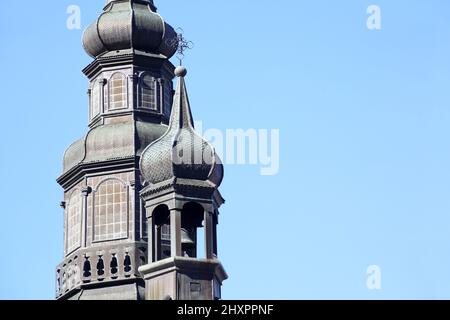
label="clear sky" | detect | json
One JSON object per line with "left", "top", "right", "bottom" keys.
{"left": 1, "top": 0, "right": 450, "bottom": 300}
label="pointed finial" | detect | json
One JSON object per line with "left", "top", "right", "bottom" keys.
{"left": 174, "top": 66, "right": 188, "bottom": 78}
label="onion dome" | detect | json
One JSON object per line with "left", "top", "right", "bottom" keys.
{"left": 62, "top": 121, "right": 168, "bottom": 174}
{"left": 82, "top": 0, "right": 178, "bottom": 58}
{"left": 140, "top": 66, "right": 224, "bottom": 187}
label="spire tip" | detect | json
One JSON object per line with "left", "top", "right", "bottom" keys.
{"left": 175, "top": 66, "right": 187, "bottom": 78}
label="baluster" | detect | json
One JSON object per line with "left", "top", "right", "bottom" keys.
{"left": 110, "top": 253, "right": 118, "bottom": 279}
{"left": 124, "top": 251, "right": 132, "bottom": 277}
{"left": 56, "top": 268, "right": 61, "bottom": 297}
{"left": 82, "top": 254, "right": 92, "bottom": 283}
{"left": 97, "top": 255, "right": 105, "bottom": 280}
{"left": 62, "top": 265, "right": 67, "bottom": 293}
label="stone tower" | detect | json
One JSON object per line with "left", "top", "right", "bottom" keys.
{"left": 55, "top": 0, "right": 227, "bottom": 300}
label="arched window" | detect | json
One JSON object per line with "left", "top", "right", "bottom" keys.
{"left": 140, "top": 74, "right": 156, "bottom": 110}
{"left": 109, "top": 73, "right": 127, "bottom": 110}
{"left": 153, "top": 205, "right": 171, "bottom": 261}
{"left": 181, "top": 202, "right": 204, "bottom": 258}
{"left": 90, "top": 82, "right": 100, "bottom": 119}
{"left": 93, "top": 179, "right": 128, "bottom": 242}
{"left": 163, "top": 78, "right": 172, "bottom": 115}
{"left": 67, "top": 191, "right": 82, "bottom": 254}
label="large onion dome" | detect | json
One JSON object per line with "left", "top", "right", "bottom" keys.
{"left": 140, "top": 66, "right": 224, "bottom": 188}
{"left": 62, "top": 121, "right": 168, "bottom": 174}
{"left": 82, "top": 0, "right": 178, "bottom": 58}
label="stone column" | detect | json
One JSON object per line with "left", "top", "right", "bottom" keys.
{"left": 101, "top": 78, "right": 107, "bottom": 112}
{"left": 204, "top": 210, "right": 214, "bottom": 259}
{"left": 157, "top": 78, "right": 164, "bottom": 114}
{"left": 170, "top": 209, "right": 182, "bottom": 257}
{"left": 213, "top": 212, "right": 218, "bottom": 258}
{"left": 147, "top": 213, "right": 155, "bottom": 263}
{"left": 129, "top": 180, "right": 137, "bottom": 242}
{"left": 81, "top": 186, "right": 92, "bottom": 248}
{"left": 130, "top": 73, "right": 139, "bottom": 110}
{"left": 60, "top": 201, "right": 67, "bottom": 255}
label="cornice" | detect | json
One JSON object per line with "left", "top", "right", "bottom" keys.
{"left": 83, "top": 51, "right": 176, "bottom": 80}
{"left": 140, "top": 178, "right": 218, "bottom": 202}
{"left": 57, "top": 156, "right": 138, "bottom": 190}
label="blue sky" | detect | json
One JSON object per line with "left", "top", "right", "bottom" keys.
{"left": 1, "top": 0, "right": 450, "bottom": 299}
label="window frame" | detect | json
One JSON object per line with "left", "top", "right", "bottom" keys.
{"left": 90, "top": 80, "right": 101, "bottom": 120}
{"left": 66, "top": 189, "right": 83, "bottom": 256}
{"left": 107, "top": 72, "right": 128, "bottom": 111}
{"left": 92, "top": 178, "right": 130, "bottom": 243}
{"left": 139, "top": 73, "right": 158, "bottom": 111}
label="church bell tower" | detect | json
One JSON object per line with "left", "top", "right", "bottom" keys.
{"left": 55, "top": 0, "right": 227, "bottom": 300}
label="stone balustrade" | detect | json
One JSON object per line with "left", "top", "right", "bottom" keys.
{"left": 55, "top": 243, "right": 146, "bottom": 299}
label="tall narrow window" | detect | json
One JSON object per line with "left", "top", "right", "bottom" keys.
{"left": 94, "top": 179, "right": 128, "bottom": 242}
{"left": 163, "top": 78, "right": 172, "bottom": 115}
{"left": 67, "top": 191, "right": 82, "bottom": 254}
{"left": 91, "top": 82, "right": 100, "bottom": 119}
{"left": 141, "top": 74, "right": 156, "bottom": 110}
{"left": 109, "top": 73, "right": 127, "bottom": 110}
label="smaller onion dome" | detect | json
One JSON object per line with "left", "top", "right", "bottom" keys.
{"left": 140, "top": 66, "right": 224, "bottom": 187}
{"left": 82, "top": 0, "right": 178, "bottom": 58}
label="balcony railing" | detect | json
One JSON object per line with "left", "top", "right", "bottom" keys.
{"left": 55, "top": 243, "right": 146, "bottom": 299}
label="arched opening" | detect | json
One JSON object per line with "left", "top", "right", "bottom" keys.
{"left": 153, "top": 205, "right": 171, "bottom": 261}
{"left": 181, "top": 202, "right": 205, "bottom": 259}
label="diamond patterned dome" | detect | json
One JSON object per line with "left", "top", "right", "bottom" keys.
{"left": 140, "top": 67, "right": 224, "bottom": 187}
